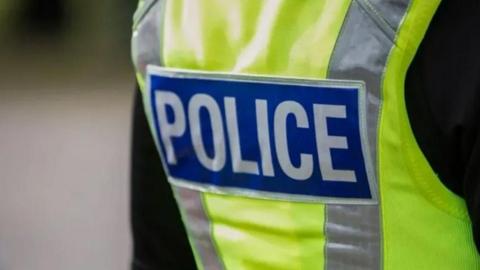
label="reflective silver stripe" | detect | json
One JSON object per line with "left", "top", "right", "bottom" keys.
{"left": 326, "top": 205, "right": 380, "bottom": 269}
{"left": 132, "top": 0, "right": 165, "bottom": 79}
{"left": 134, "top": 3, "right": 224, "bottom": 268}
{"left": 174, "top": 186, "right": 224, "bottom": 270}
{"left": 133, "top": 0, "right": 158, "bottom": 30}
{"left": 356, "top": 0, "right": 396, "bottom": 41}
{"left": 325, "top": 0, "right": 411, "bottom": 269}
{"left": 365, "top": 0, "right": 411, "bottom": 32}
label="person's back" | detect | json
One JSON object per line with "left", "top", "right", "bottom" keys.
{"left": 131, "top": 1, "right": 480, "bottom": 269}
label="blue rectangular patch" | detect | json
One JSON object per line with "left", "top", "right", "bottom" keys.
{"left": 147, "top": 67, "right": 376, "bottom": 204}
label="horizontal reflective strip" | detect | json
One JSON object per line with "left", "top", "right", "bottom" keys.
{"left": 170, "top": 177, "right": 378, "bottom": 205}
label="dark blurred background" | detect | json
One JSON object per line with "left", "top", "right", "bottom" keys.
{"left": 0, "top": 1, "right": 137, "bottom": 269}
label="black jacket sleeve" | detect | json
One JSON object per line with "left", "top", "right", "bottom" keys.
{"left": 130, "top": 89, "right": 196, "bottom": 270}
{"left": 406, "top": 0, "right": 480, "bottom": 252}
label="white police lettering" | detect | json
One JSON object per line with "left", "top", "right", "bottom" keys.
{"left": 149, "top": 68, "right": 375, "bottom": 201}
{"left": 225, "top": 97, "right": 260, "bottom": 175}
{"left": 155, "top": 92, "right": 357, "bottom": 182}
{"left": 188, "top": 94, "right": 226, "bottom": 172}
{"left": 255, "top": 99, "right": 274, "bottom": 177}
{"left": 314, "top": 104, "right": 357, "bottom": 182}
{"left": 155, "top": 91, "right": 186, "bottom": 165}
{"left": 274, "top": 101, "right": 313, "bottom": 181}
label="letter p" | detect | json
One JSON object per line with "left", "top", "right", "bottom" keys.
{"left": 155, "top": 91, "right": 186, "bottom": 165}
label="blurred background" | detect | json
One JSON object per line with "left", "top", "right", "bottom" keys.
{"left": 0, "top": 1, "right": 137, "bottom": 269}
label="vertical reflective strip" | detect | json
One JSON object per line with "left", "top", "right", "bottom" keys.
{"left": 134, "top": 3, "right": 224, "bottom": 268}
{"left": 132, "top": 0, "right": 165, "bottom": 82}
{"left": 174, "top": 186, "right": 224, "bottom": 270}
{"left": 325, "top": 0, "right": 410, "bottom": 269}
{"left": 365, "top": 0, "right": 411, "bottom": 31}
{"left": 325, "top": 205, "right": 381, "bottom": 270}
{"left": 132, "top": 0, "right": 167, "bottom": 142}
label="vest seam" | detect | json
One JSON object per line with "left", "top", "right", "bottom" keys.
{"left": 361, "top": 0, "right": 397, "bottom": 31}
{"left": 355, "top": 0, "right": 397, "bottom": 44}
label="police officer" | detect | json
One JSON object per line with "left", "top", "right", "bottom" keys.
{"left": 131, "top": 1, "right": 480, "bottom": 269}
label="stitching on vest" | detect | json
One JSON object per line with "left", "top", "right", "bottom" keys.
{"left": 355, "top": 0, "right": 397, "bottom": 43}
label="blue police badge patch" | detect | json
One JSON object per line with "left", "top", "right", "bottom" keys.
{"left": 147, "top": 66, "right": 377, "bottom": 204}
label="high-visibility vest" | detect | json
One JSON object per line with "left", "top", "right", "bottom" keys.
{"left": 132, "top": 1, "right": 480, "bottom": 269}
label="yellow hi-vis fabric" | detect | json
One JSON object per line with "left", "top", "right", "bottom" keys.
{"left": 132, "top": 0, "right": 480, "bottom": 269}
{"left": 380, "top": 1, "right": 479, "bottom": 268}
{"left": 163, "top": 2, "right": 349, "bottom": 269}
